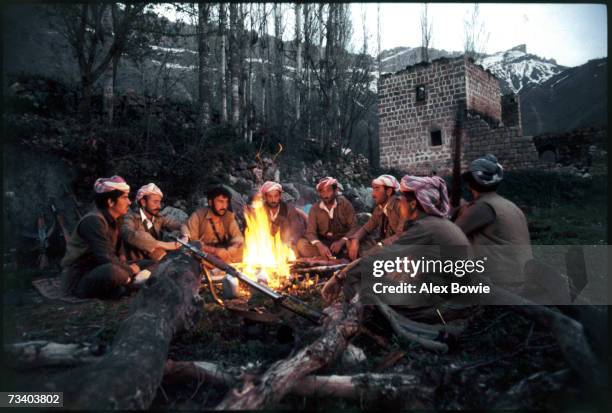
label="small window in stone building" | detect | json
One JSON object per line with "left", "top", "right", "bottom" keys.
{"left": 416, "top": 84, "right": 427, "bottom": 102}
{"left": 430, "top": 130, "right": 442, "bottom": 146}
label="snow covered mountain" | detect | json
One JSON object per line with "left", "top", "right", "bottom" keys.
{"left": 379, "top": 44, "right": 567, "bottom": 96}
{"left": 479, "top": 44, "right": 567, "bottom": 94}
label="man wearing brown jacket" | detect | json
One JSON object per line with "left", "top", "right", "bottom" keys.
{"left": 181, "top": 186, "right": 244, "bottom": 263}
{"left": 121, "top": 183, "right": 188, "bottom": 261}
{"left": 297, "top": 177, "right": 358, "bottom": 259}
{"left": 347, "top": 174, "right": 411, "bottom": 260}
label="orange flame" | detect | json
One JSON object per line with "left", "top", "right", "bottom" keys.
{"left": 242, "top": 199, "right": 295, "bottom": 289}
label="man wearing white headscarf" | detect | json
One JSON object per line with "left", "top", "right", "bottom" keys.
{"left": 61, "top": 176, "right": 142, "bottom": 299}
{"left": 121, "top": 183, "right": 189, "bottom": 261}
{"left": 346, "top": 174, "right": 411, "bottom": 260}
{"left": 259, "top": 181, "right": 307, "bottom": 250}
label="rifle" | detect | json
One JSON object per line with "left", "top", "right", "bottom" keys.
{"left": 170, "top": 235, "right": 326, "bottom": 325}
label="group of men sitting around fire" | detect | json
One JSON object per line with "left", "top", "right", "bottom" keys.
{"left": 60, "top": 154, "right": 531, "bottom": 301}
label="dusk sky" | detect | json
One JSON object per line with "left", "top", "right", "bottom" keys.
{"left": 154, "top": 3, "right": 607, "bottom": 68}
{"left": 355, "top": 3, "right": 607, "bottom": 67}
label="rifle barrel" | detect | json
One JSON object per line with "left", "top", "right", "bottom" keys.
{"left": 171, "top": 236, "right": 325, "bottom": 324}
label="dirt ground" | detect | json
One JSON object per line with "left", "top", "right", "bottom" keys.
{"left": 2, "top": 263, "right": 600, "bottom": 410}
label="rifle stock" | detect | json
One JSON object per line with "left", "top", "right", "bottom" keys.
{"left": 170, "top": 236, "right": 325, "bottom": 325}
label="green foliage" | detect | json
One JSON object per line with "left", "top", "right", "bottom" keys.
{"left": 496, "top": 170, "right": 607, "bottom": 208}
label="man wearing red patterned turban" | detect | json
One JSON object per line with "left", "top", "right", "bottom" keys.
{"left": 61, "top": 176, "right": 143, "bottom": 299}
{"left": 259, "top": 181, "right": 307, "bottom": 251}
{"left": 121, "top": 183, "right": 189, "bottom": 262}
{"left": 296, "top": 177, "right": 358, "bottom": 259}
{"left": 346, "top": 174, "right": 411, "bottom": 260}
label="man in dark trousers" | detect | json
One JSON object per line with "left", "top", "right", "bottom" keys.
{"left": 297, "top": 177, "right": 358, "bottom": 259}
{"left": 61, "top": 176, "right": 145, "bottom": 299}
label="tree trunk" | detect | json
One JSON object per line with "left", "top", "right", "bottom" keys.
{"left": 295, "top": 4, "right": 302, "bottom": 122}
{"left": 51, "top": 253, "right": 202, "bottom": 409}
{"left": 198, "top": 3, "right": 211, "bottom": 134}
{"left": 273, "top": 3, "right": 285, "bottom": 143}
{"left": 101, "top": 6, "right": 114, "bottom": 126}
{"left": 218, "top": 3, "right": 228, "bottom": 123}
{"left": 215, "top": 295, "right": 362, "bottom": 409}
{"left": 229, "top": 3, "right": 240, "bottom": 129}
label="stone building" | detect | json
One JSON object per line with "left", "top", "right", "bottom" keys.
{"left": 378, "top": 56, "right": 538, "bottom": 175}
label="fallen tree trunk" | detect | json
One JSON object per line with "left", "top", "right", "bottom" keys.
{"left": 474, "top": 279, "right": 605, "bottom": 390}
{"left": 47, "top": 252, "right": 202, "bottom": 409}
{"left": 214, "top": 294, "right": 363, "bottom": 409}
{"left": 4, "top": 341, "right": 103, "bottom": 368}
{"left": 164, "top": 359, "right": 430, "bottom": 401}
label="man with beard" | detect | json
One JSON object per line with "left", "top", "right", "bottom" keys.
{"left": 181, "top": 186, "right": 244, "bottom": 263}
{"left": 61, "top": 176, "right": 144, "bottom": 299}
{"left": 121, "top": 183, "right": 188, "bottom": 261}
{"left": 260, "top": 181, "right": 307, "bottom": 251}
{"left": 297, "top": 177, "right": 358, "bottom": 259}
{"left": 347, "top": 174, "right": 411, "bottom": 260}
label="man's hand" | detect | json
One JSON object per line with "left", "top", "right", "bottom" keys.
{"left": 215, "top": 248, "right": 232, "bottom": 262}
{"left": 330, "top": 239, "right": 346, "bottom": 255}
{"left": 201, "top": 244, "right": 217, "bottom": 254}
{"left": 150, "top": 248, "right": 167, "bottom": 261}
{"left": 321, "top": 275, "right": 343, "bottom": 304}
{"left": 129, "top": 263, "right": 141, "bottom": 275}
{"left": 347, "top": 239, "right": 360, "bottom": 261}
{"left": 316, "top": 242, "right": 333, "bottom": 259}
{"left": 160, "top": 241, "right": 181, "bottom": 251}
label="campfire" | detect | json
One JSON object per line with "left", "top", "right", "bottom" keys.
{"left": 239, "top": 198, "right": 295, "bottom": 289}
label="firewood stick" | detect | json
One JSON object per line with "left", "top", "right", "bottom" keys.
{"left": 164, "top": 359, "right": 430, "bottom": 401}
{"left": 214, "top": 294, "right": 363, "bottom": 410}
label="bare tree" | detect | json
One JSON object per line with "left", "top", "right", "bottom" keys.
{"left": 420, "top": 3, "right": 433, "bottom": 63}
{"left": 229, "top": 3, "right": 240, "bottom": 128}
{"left": 52, "top": 3, "right": 145, "bottom": 120}
{"left": 197, "top": 3, "right": 211, "bottom": 134}
{"left": 295, "top": 3, "right": 303, "bottom": 122}
{"left": 273, "top": 3, "right": 286, "bottom": 141}
{"left": 463, "top": 3, "right": 490, "bottom": 62}
{"left": 377, "top": 4, "right": 381, "bottom": 80}
{"left": 218, "top": 3, "right": 228, "bottom": 123}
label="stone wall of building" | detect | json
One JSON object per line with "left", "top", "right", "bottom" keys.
{"left": 464, "top": 115, "right": 539, "bottom": 170}
{"left": 501, "top": 93, "right": 522, "bottom": 133}
{"left": 378, "top": 57, "right": 467, "bottom": 174}
{"left": 465, "top": 61, "right": 502, "bottom": 122}
{"left": 379, "top": 56, "right": 539, "bottom": 175}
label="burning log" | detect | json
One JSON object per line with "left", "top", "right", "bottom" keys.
{"left": 49, "top": 252, "right": 202, "bottom": 410}
{"left": 164, "top": 359, "right": 430, "bottom": 402}
{"left": 214, "top": 294, "right": 363, "bottom": 409}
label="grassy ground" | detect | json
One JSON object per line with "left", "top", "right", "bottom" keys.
{"left": 1, "top": 171, "right": 607, "bottom": 409}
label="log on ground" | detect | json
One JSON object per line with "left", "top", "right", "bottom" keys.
{"left": 47, "top": 253, "right": 202, "bottom": 409}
